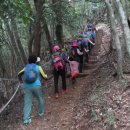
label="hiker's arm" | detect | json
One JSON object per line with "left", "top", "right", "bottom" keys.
{"left": 84, "top": 48, "right": 89, "bottom": 53}
{"left": 61, "top": 53, "right": 69, "bottom": 63}
{"left": 88, "top": 39, "right": 95, "bottom": 45}
{"left": 77, "top": 49, "right": 83, "bottom": 55}
{"left": 39, "top": 66, "right": 48, "bottom": 80}
{"left": 18, "top": 68, "right": 25, "bottom": 82}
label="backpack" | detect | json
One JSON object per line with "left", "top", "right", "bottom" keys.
{"left": 53, "top": 54, "right": 65, "bottom": 71}
{"left": 70, "top": 47, "right": 78, "bottom": 57}
{"left": 24, "top": 64, "right": 38, "bottom": 84}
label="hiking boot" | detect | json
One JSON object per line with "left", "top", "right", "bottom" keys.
{"left": 23, "top": 118, "right": 31, "bottom": 125}
{"left": 54, "top": 93, "right": 59, "bottom": 98}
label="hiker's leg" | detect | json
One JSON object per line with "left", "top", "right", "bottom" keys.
{"left": 91, "top": 44, "right": 95, "bottom": 52}
{"left": 86, "top": 53, "right": 89, "bottom": 63}
{"left": 23, "top": 88, "right": 33, "bottom": 122}
{"left": 61, "top": 69, "right": 67, "bottom": 90}
{"left": 53, "top": 70, "right": 59, "bottom": 93}
{"left": 88, "top": 43, "right": 91, "bottom": 54}
{"left": 33, "top": 87, "right": 44, "bottom": 115}
{"left": 79, "top": 55, "right": 83, "bottom": 73}
{"left": 72, "top": 77, "right": 76, "bottom": 84}
{"left": 79, "top": 63, "right": 83, "bottom": 73}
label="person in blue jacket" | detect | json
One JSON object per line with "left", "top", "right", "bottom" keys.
{"left": 18, "top": 55, "right": 48, "bottom": 125}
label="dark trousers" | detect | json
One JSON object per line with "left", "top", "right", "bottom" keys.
{"left": 72, "top": 77, "right": 76, "bottom": 84}
{"left": 79, "top": 55, "right": 83, "bottom": 73}
{"left": 79, "top": 63, "right": 83, "bottom": 73}
{"left": 88, "top": 43, "right": 95, "bottom": 54}
{"left": 53, "top": 69, "right": 66, "bottom": 93}
{"left": 88, "top": 42, "right": 91, "bottom": 52}
{"left": 86, "top": 53, "right": 89, "bottom": 63}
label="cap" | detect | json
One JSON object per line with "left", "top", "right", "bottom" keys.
{"left": 36, "top": 57, "right": 40, "bottom": 62}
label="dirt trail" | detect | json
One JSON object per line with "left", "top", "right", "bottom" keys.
{"left": 11, "top": 75, "right": 88, "bottom": 130}
{"left": 1, "top": 28, "right": 104, "bottom": 130}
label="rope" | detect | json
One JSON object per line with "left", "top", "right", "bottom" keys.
{"left": 0, "top": 78, "right": 18, "bottom": 81}
{"left": 0, "top": 75, "right": 52, "bottom": 114}
{"left": 0, "top": 82, "right": 20, "bottom": 114}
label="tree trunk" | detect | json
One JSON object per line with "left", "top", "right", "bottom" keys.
{"left": 26, "top": 0, "right": 33, "bottom": 55}
{"left": 105, "top": 0, "right": 123, "bottom": 79}
{"left": 10, "top": 17, "right": 27, "bottom": 64}
{"left": 43, "top": 21, "right": 52, "bottom": 52}
{"left": 6, "top": 37, "right": 18, "bottom": 74}
{"left": 4, "top": 19, "right": 24, "bottom": 66}
{"left": 0, "top": 48, "right": 6, "bottom": 77}
{"left": 52, "top": 0, "right": 63, "bottom": 45}
{"left": 123, "top": 0, "right": 129, "bottom": 16}
{"left": 56, "top": 24, "right": 63, "bottom": 44}
{"left": 115, "top": 0, "right": 130, "bottom": 56}
{"left": 32, "top": 0, "right": 43, "bottom": 56}
{"left": 28, "top": 0, "right": 45, "bottom": 56}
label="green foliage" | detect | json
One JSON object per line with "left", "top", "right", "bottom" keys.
{"left": 0, "top": 0, "right": 32, "bottom": 25}
{"left": 11, "top": 0, "right": 32, "bottom": 24}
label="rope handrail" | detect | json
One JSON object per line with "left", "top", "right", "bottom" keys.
{"left": 0, "top": 82, "right": 20, "bottom": 114}
{"left": 0, "top": 75, "right": 53, "bottom": 115}
{"left": 0, "top": 78, "right": 18, "bottom": 81}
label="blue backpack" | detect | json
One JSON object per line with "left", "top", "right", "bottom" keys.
{"left": 24, "top": 64, "right": 38, "bottom": 84}
{"left": 83, "top": 37, "right": 89, "bottom": 47}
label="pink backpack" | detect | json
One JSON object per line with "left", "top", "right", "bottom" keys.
{"left": 53, "top": 55, "right": 65, "bottom": 71}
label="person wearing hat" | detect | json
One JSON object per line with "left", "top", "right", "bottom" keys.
{"left": 18, "top": 55, "right": 48, "bottom": 125}
{"left": 51, "top": 45, "right": 69, "bottom": 98}
{"left": 69, "top": 41, "right": 84, "bottom": 73}
{"left": 70, "top": 41, "right": 83, "bottom": 62}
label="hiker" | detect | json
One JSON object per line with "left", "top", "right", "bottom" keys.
{"left": 70, "top": 41, "right": 83, "bottom": 73}
{"left": 77, "top": 38, "right": 84, "bottom": 73}
{"left": 51, "top": 45, "right": 69, "bottom": 98}
{"left": 69, "top": 57, "right": 79, "bottom": 84}
{"left": 83, "top": 35, "right": 95, "bottom": 61}
{"left": 65, "top": 40, "right": 73, "bottom": 55}
{"left": 18, "top": 55, "right": 48, "bottom": 125}
{"left": 88, "top": 28, "right": 96, "bottom": 46}
{"left": 92, "top": 24, "right": 96, "bottom": 32}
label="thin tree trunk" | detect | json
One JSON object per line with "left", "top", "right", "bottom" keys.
{"left": 43, "top": 20, "right": 52, "bottom": 51}
{"left": 52, "top": 0, "right": 63, "bottom": 45}
{"left": 10, "top": 17, "right": 27, "bottom": 64}
{"left": 26, "top": 0, "right": 33, "bottom": 55}
{"left": 115, "top": 0, "right": 130, "bottom": 56}
{"left": 4, "top": 19, "right": 24, "bottom": 66}
{"left": 28, "top": 0, "right": 44, "bottom": 56}
{"left": 0, "top": 48, "right": 6, "bottom": 77}
{"left": 55, "top": 24, "right": 63, "bottom": 44}
{"left": 105, "top": 0, "right": 123, "bottom": 79}
{"left": 5, "top": 30, "right": 18, "bottom": 71}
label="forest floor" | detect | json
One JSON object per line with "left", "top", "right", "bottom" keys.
{"left": 1, "top": 52, "right": 130, "bottom": 130}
